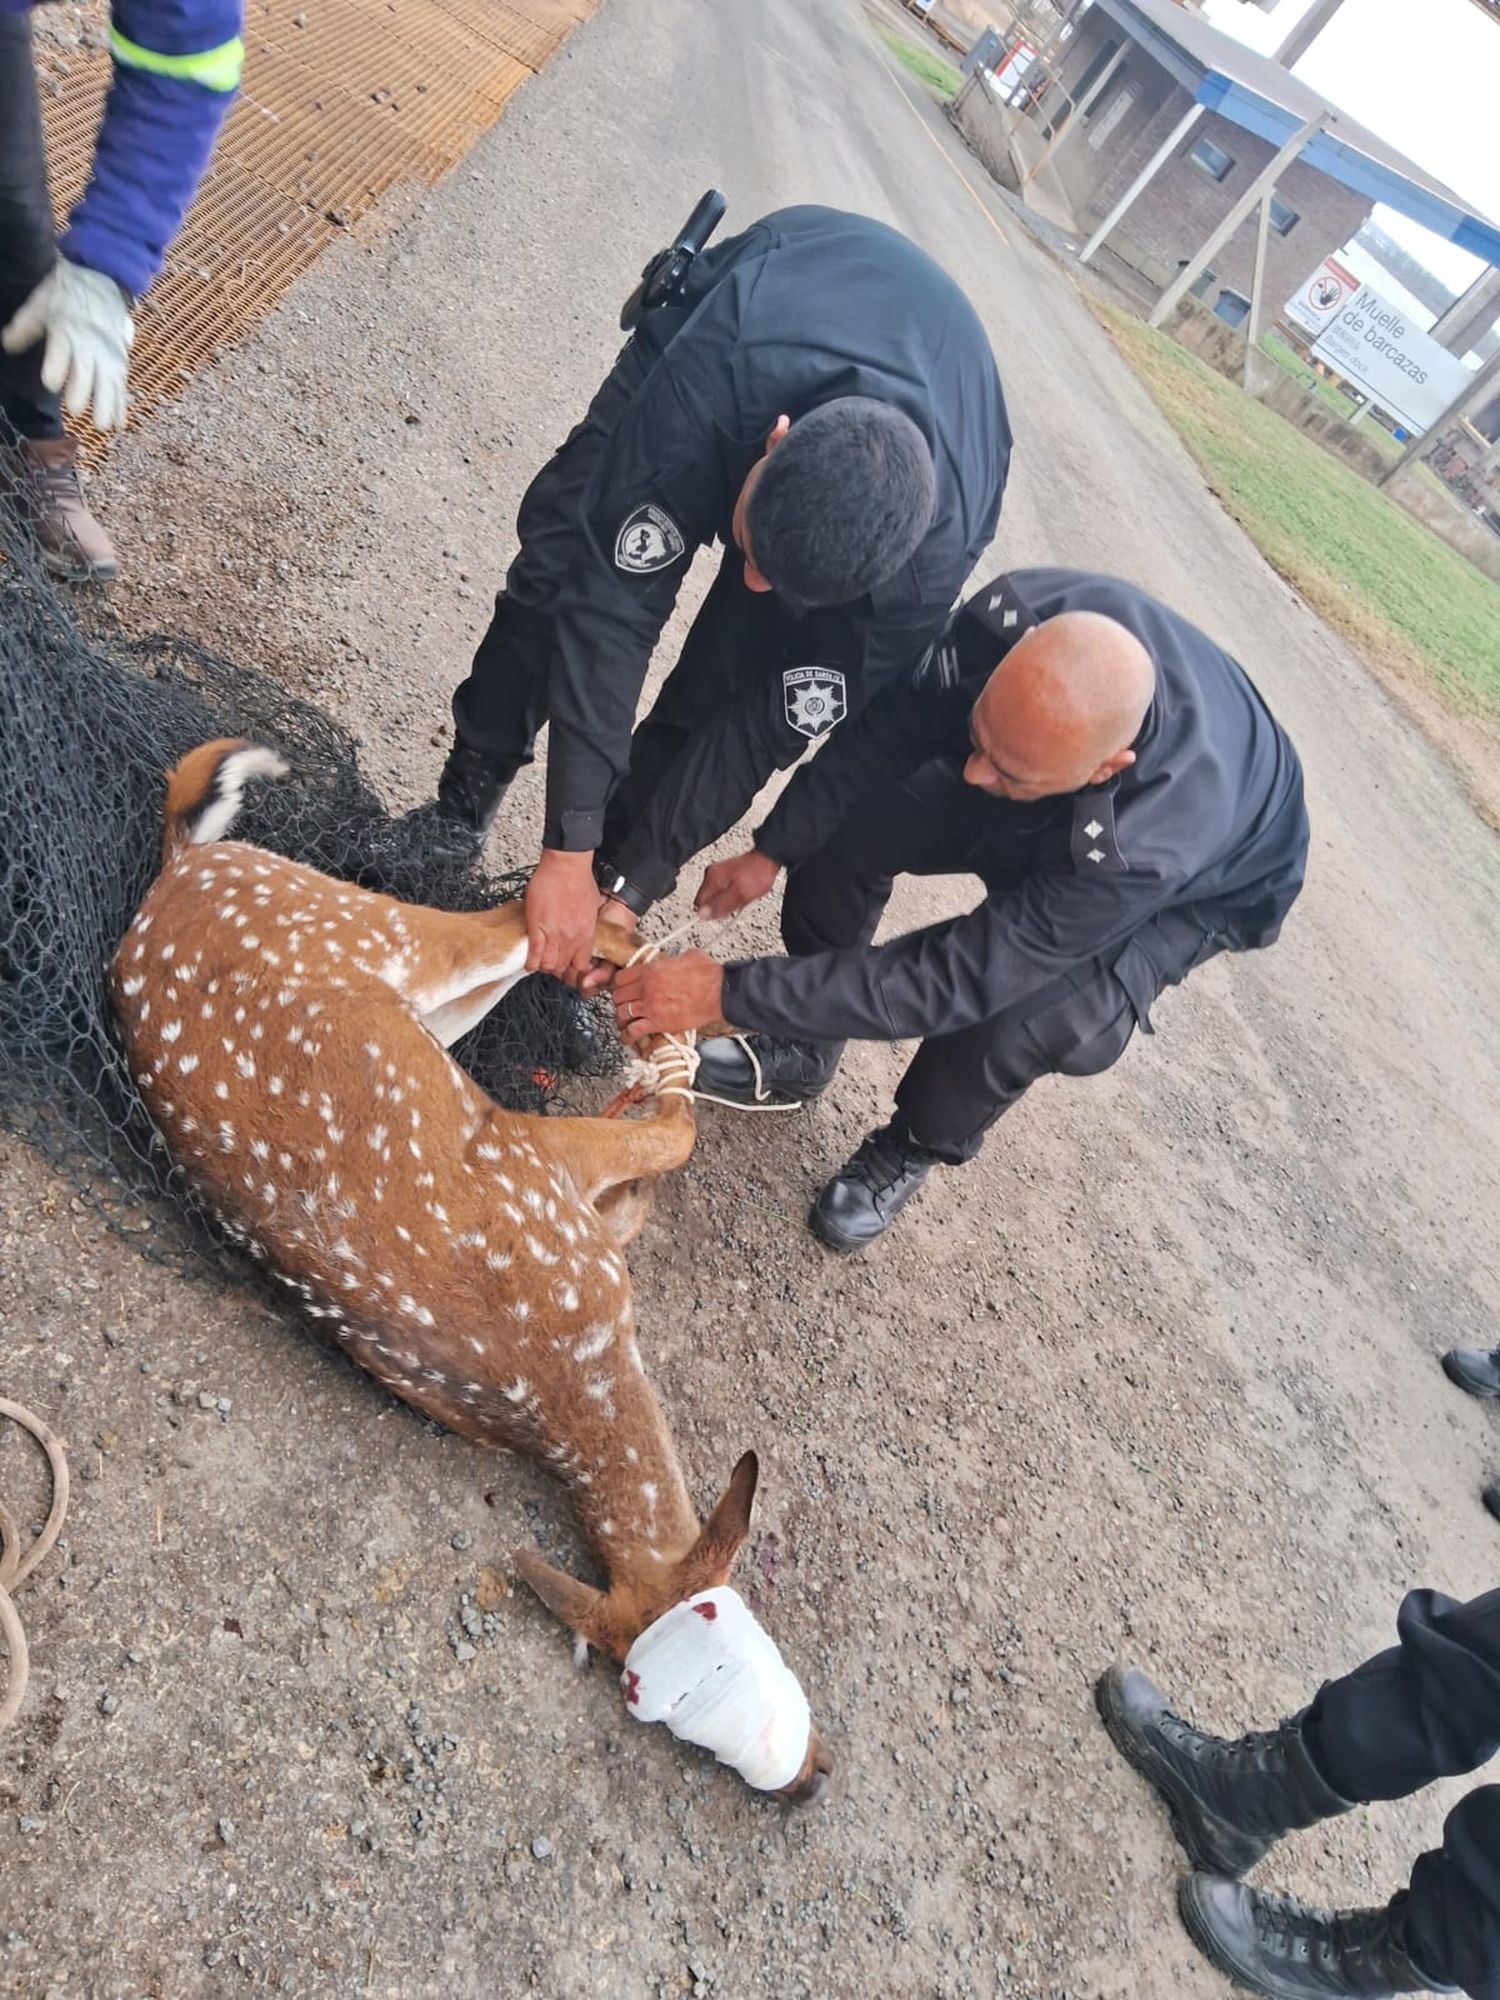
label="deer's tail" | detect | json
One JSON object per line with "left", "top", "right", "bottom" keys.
{"left": 161, "top": 738, "right": 289, "bottom": 862}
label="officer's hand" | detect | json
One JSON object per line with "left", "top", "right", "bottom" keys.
{"left": 613, "top": 951, "right": 724, "bottom": 1045}
{"left": 578, "top": 897, "right": 638, "bottom": 995}
{"left": 525, "top": 849, "right": 601, "bottom": 981}
{"left": 695, "top": 849, "right": 780, "bottom": 922}
{"left": 2, "top": 257, "right": 134, "bottom": 433}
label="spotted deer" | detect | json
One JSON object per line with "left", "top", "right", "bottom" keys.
{"left": 109, "top": 741, "right": 829, "bottom": 1802}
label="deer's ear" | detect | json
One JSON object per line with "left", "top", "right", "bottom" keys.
{"left": 512, "top": 1547, "right": 606, "bottom": 1642}
{"left": 689, "top": 1451, "right": 760, "bottom": 1576}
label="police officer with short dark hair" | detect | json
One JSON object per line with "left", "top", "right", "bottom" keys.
{"left": 382, "top": 204, "right": 1009, "bottom": 981}
{"left": 610, "top": 570, "right": 1309, "bottom": 1250}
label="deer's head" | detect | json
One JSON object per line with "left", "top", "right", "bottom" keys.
{"left": 514, "top": 1452, "right": 831, "bottom": 1804}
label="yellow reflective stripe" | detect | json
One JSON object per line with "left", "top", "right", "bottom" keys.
{"left": 108, "top": 27, "right": 244, "bottom": 92}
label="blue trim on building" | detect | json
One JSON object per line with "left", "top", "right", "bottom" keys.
{"left": 1195, "top": 75, "right": 1500, "bottom": 264}
{"left": 1090, "top": 0, "right": 1500, "bottom": 269}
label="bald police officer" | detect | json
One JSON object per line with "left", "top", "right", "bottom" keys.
{"left": 384, "top": 204, "right": 1009, "bottom": 982}
{"left": 610, "top": 569, "right": 1309, "bottom": 1250}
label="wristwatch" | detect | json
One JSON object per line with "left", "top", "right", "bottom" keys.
{"left": 594, "top": 862, "right": 652, "bottom": 919}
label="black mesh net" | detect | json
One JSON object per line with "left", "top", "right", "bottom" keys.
{"left": 0, "top": 425, "right": 622, "bottom": 1270}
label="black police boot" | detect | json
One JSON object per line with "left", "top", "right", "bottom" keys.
{"left": 694, "top": 1033, "right": 844, "bottom": 1107}
{"left": 362, "top": 740, "right": 512, "bottom": 886}
{"left": 810, "top": 1123, "right": 942, "bottom": 1252}
{"left": 1442, "top": 1346, "right": 1500, "bottom": 1398}
{"left": 1096, "top": 1667, "right": 1353, "bottom": 1875}
{"left": 1178, "top": 1878, "right": 1455, "bottom": 1998}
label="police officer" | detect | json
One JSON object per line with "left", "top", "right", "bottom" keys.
{"left": 1, "top": 0, "right": 243, "bottom": 577}
{"left": 610, "top": 570, "right": 1309, "bottom": 1251}
{"left": 1097, "top": 1588, "right": 1500, "bottom": 1998}
{"left": 385, "top": 203, "right": 1010, "bottom": 983}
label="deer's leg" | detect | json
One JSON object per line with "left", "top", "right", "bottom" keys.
{"left": 383, "top": 906, "right": 638, "bottom": 1050}
{"left": 593, "top": 1179, "right": 657, "bottom": 1248}
{"left": 378, "top": 902, "right": 530, "bottom": 1046}
{"left": 528, "top": 1101, "right": 696, "bottom": 1214}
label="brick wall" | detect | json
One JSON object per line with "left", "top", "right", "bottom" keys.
{"left": 1043, "top": 17, "right": 1371, "bottom": 308}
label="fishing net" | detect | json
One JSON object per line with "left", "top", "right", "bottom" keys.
{"left": 0, "top": 425, "right": 622, "bottom": 1271}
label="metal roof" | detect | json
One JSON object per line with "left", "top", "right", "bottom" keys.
{"left": 1091, "top": 0, "right": 1500, "bottom": 266}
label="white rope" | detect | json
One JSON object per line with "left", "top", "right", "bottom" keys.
{"left": 623, "top": 917, "right": 699, "bottom": 967}
{"left": 620, "top": 919, "right": 802, "bottom": 1115}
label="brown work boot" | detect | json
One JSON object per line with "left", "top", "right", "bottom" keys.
{"left": 14, "top": 435, "right": 119, "bottom": 581}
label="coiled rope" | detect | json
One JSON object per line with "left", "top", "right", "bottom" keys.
{"left": 0, "top": 1398, "right": 69, "bottom": 1733}
{"left": 622, "top": 919, "right": 802, "bottom": 1115}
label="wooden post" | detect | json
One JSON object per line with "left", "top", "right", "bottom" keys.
{"left": 1149, "top": 112, "right": 1325, "bottom": 331}
{"left": 1023, "top": 46, "right": 1127, "bottom": 185}
{"left": 1243, "top": 191, "right": 1274, "bottom": 388}
{"left": 1379, "top": 346, "right": 1500, "bottom": 490}
{"left": 1078, "top": 101, "right": 1203, "bottom": 268}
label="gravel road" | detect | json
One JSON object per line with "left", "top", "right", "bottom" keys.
{"left": 3, "top": 0, "right": 1499, "bottom": 1994}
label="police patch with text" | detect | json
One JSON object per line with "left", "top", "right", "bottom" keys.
{"left": 782, "top": 667, "right": 847, "bottom": 741}
{"left": 614, "top": 503, "right": 687, "bottom": 575}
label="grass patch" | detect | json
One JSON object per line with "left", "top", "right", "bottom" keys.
{"left": 1100, "top": 306, "right": 1500, "bottom": 724}
{"left": 877, "top": 23, "right": 962, "bottom": 98}
{"left": 1257, "top": 331, "right": 1402, "bottom": 459}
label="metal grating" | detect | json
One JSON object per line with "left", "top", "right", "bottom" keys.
{"left": 32, "top": 0, "right": 598, "bottom": 452}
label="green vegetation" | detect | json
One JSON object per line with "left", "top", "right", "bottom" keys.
{"left": 1101, "top": 307, "right": 1500, "bottom": 723}
{"left": 1256, "top": 330, "right": 1402, "bottom": 460}
{"left": 877, "top": 24, "right": 962, "bottom": 98}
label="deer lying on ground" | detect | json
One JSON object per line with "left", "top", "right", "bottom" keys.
{"left": 109, "top": 740, "right": 829, "bottom": 1803}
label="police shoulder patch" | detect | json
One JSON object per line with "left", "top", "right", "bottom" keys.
{"left": 783, "top": 667, "right": 847, "bottom": 741}
{"left": 1072, "top": 790, "right": 1126, "bottom": 874}
{"left": 615, "top": 503, "right": 686, "bottom": 575}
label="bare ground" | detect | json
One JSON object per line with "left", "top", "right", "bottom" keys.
{"left": 3, "top": 1, "right": 1500, "bottom": 1996}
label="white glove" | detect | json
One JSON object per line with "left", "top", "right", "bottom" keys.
{"left": 2, "top": 257, "right": 135, "bottom": 433}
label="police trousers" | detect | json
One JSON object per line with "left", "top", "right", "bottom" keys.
{"left": 0, "top": 13, "right": 63, "bottom": 440}
{"left": 450, "top": 332, "right": 857, "bottom": 899}
{"left": 780, "top": 771, "right": 1224, "bottom": 1162}
{"left": 1302, "top": 1588, "right": 1500, "bottom": 1997}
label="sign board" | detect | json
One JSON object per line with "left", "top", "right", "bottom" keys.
{"left": 984, "top": 37, "right": 1037, "bottom": 104}
{"left": 1284, "top": 255, "right": 1359, "bottom": 338}
{"left": 1310, "top": 283, "right": 1474, "bottom": 434}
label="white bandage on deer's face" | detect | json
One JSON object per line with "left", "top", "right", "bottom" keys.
{"left": 621, "top": 1587, "right": 811, "bottom": 1791}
